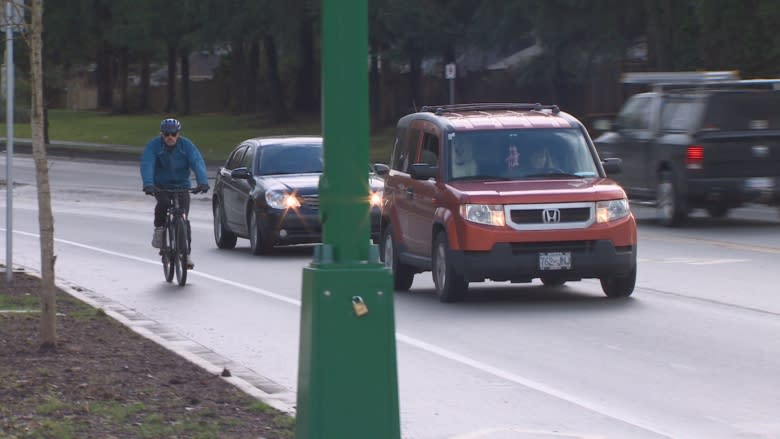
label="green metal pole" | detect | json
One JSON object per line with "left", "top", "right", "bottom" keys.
{"left": 295, "top": 1, "right": 400, "bottom": 438}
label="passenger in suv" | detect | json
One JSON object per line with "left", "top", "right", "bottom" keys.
{"left": 377, "top": 103, "right": 637, "bottom": 302}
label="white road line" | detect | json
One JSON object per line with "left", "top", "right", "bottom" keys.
{"left": 5, "top": 228, "right": 674, "bottom": 437}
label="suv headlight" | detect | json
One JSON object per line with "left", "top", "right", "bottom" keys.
{"left": 460, "top": 204, "right": 505, "bottom": 226}
{"left": 266, "top": 190, "right": 301, "bottom": 209}
{"left": 596, "top": 198, "right": 630, "bottom": 223}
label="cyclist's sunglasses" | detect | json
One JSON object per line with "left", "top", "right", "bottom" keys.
{"left": 163, "top": 131, "right": 179, "bottom": 137}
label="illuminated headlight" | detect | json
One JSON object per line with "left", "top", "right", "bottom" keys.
{"left": 369, "top": 190, "right": 383, "bottom": 208}
{"left": 266, "top": 190, "right": 301, "bottom": 209}
{"left": 596, "top": 198, "right": 630, "bottom": 223}
{"left": 459, "top": 204, "right": 505, "bottom": 226}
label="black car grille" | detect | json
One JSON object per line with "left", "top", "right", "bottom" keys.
{"left": 300, "top": 194, "right": 319, "bottom": 208}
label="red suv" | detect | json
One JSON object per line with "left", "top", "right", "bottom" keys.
{"left": 376, "top": 103, "right": 637, "bottom": 302}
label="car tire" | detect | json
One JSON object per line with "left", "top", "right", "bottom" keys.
{"left": 600, "top": 265, "right": 636, "bottom": 298}
{"left": 213, "top": 199, "right": 238, "bottom": 250}
{"left": 432, "top": 231, "right": 468, "bottom": 303}
{"left": 249, "top": 209, "right": 273, "bottom": 255}
{"left": 657, "top": 170, "right": 687, "bottom": 227}
{"left": 381, "top": 224, "right": 414, "bottom": 291}
{"left": 540, "top": 277, "right": 566, "bottom": 287}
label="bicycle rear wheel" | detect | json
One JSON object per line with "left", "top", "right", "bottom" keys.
{"left": 174, "top": 216, "right": 188, "bottom": 286}
{"left": 162, "top": 226, "right": 174, "bottom": 282}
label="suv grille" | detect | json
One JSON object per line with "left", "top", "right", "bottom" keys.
{"left": 505, "top": 202, "right": 594, "bottom": 230}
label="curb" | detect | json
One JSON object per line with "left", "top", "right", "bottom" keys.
{"left": 8, "top": 264, "right": 298, "bottom": 416}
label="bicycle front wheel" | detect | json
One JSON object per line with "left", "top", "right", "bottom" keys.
{"left": 163, "top": 225, "right": 174, "bottom": 282}
{"left": 174, "top": 216, "right": 189, "bottom": 286}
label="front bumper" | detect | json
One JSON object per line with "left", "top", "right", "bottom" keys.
{"left": 449, "top": 240, "right": 636, "bottom": 283}
{"left": 687, "top": 176, "right": 780, "bottom": 207}
{"left": 260, "top": 207, "right": 382, "bottom": 246}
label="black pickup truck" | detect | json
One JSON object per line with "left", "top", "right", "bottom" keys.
{"left": 594, "top": 72, "right": 780, "bottom": 226}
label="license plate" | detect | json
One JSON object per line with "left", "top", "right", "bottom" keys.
{"left": 539, "top": 252, "right": 571, "bottom": 270}
{"left": 746, "top": 177, "right": 773, "bottom": 191}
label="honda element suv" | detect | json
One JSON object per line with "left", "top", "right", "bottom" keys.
{"left": 377, "top": 103, "right": 637, "bottom": 302}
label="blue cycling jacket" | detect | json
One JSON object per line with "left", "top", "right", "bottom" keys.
{"left": 140, "top": 135, "right": 209, "bottom": 189}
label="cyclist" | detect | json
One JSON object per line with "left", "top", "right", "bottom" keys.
{"left": 140, "top": 118, "right": 209, "bottom": 269}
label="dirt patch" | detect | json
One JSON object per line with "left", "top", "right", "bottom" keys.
{"left": 0, "top": 268, "right": 294, "bottom": 438}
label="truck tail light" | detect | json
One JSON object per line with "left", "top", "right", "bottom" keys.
{"left": 686, "top": 145, "right": 704, "bottom": 169}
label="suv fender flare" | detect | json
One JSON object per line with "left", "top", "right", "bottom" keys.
{"left": 433, "top": 207, "right": 462, "bottom": 250}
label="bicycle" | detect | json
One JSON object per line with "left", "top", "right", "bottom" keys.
{"left": 156, "top": 187, "right": 199, "bottom": 286}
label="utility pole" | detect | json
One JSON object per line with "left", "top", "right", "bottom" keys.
{"left": 295, "top": 1, "right": 400, "bottom": 438}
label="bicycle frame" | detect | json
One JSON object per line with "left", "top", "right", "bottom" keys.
{"left": 158, "top": 188, "right": 194, "bottom": 286}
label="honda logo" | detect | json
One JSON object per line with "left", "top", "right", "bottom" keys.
{"left": 543, "top": 208, "right": 561, "bottom": 223}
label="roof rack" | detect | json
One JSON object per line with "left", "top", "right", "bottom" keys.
{"left": 420, "top": 103, "right": 560, "bottom": 115}
{"left": 621, "top": 70, "right": 780, "bottom": 91}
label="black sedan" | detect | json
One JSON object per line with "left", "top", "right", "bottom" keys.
{"left": 212, "top": 136, "right": 383, "bottom": 254}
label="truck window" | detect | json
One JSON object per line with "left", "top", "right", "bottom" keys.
{"left": 661, "top": 100, "right": 703, "bottom": 132}
{"left": 703, "top": 91, "right": 780, "bottom": 131}
{"left": 617, "top": 95, "right": 653, "bottom": 131}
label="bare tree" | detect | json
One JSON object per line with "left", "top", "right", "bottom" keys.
{"left": 11, "top": 0, "right": 57, "bottom": 348}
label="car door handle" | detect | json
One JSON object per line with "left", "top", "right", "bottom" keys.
{"left": 406, "top": 188, "right": 414, "bottom": 199}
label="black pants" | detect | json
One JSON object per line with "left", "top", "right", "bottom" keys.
{"left": 154, "top": 191, "right": 192, "bottom": 252}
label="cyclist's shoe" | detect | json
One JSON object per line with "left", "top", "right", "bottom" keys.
{"left": 186, "top": 255, "right": 195, "bottom": 269}
{"left": 152, "top": 227, "right": 164, "bottom": 248}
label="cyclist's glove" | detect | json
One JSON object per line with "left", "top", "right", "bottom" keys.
{"left": 195, "top": 184, "right": 210, "bottom": 194}
{"left": 143, "top": 185, "right": 157, "bottom": 195}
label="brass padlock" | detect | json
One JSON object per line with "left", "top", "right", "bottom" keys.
{"left": 352, "top": 296, "right": 368, "bottom": 317}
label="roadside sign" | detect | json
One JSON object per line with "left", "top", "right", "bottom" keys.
{"left": 445, "top": 63, "right": 456, "bottom": 80}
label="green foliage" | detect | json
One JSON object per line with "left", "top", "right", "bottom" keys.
{"left": 10, "top": 109, "right": 396, "bottom": 162}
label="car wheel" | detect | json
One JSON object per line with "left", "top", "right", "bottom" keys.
{"left": 657, "top": 170, "right": 687, "bottom": 227}
{"left": 249, "top": 209, "right": 273, "bottom": 255}
{"left": 600, "top": 265, "right": 636, "bottom": 298}
{"left": 213, "top": 198, "right": 237, "bottom": 249}
{"left": 540, "top": 277, "right": 566, "bottom": 287}
{"left": 381, "top": 224, "right": 414, "bottom": 291}
{"left": 706, "top": 206, "right": 729, "bottom": 218}
{"left": 432, "top": 231, "right": 468, "bottom": 303}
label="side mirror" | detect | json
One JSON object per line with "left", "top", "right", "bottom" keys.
{"left": 373, "top": 163, "right": 390, "bottom": 177}
{"left": 230, "top": 167, "right": 253, "bottom": 179}
{"left": 409, "top": 163, "right": 438, "bottom": 180}
{"left": 602, "top": 157, "right": 622, "bottom": 175}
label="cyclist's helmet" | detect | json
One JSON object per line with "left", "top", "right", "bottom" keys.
{"left": 160, "top": 118, "right": 181, "bottom": 134}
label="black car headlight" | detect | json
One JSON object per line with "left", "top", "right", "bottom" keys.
{"left": 266, "top": 190, "right": 301, "bottom": 209}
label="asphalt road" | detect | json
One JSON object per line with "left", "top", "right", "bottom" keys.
{"left": 2, "top": 153, "right": 780, "bottom": 439}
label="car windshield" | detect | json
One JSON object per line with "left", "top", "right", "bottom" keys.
{"left": 448, "top": 128, "right": 600, "bottom": 180}
{"left": 255, "top": 143, "right": 323, "bottom": 175}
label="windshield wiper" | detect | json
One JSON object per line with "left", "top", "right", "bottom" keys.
{"left": 523, "top": 172, "right": 586, "bottom": 179}
{"left": 451, "top": 175, "right": 512, "bottom": 181}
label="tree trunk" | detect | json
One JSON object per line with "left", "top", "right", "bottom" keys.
{"left": 369, "top": 48, "right": 381, "bottom": 132}
{"left": 294, "top": 13, "right": 317, "bottom": 113}
{"left": 96, "top": 42, "right": 112, "bottom": 109}
{"left": 180, "top": 51, "right": 191, "bottom": 115}
{"left": 229, "top": 38, "right": 246, "bottom": 114}
{"left": 115, "top": 47, "right": 129, "bottom": 114}
{"left": 247, "top": 41, "right": 260, "bottom": 112}
{"left": 30, "top": 0, "right": 57, "bottom": 350}
{"left": 140, "top": 54, "right": 150, "bottom": 111}
{"left": 263, "top": 34, "right": 289, "bottom": 122}
{"left": 408, "top": 48, "right": 422, "bottom": 112}
{"left": 166, "top": 44, "right": 177, "bottom": 113}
